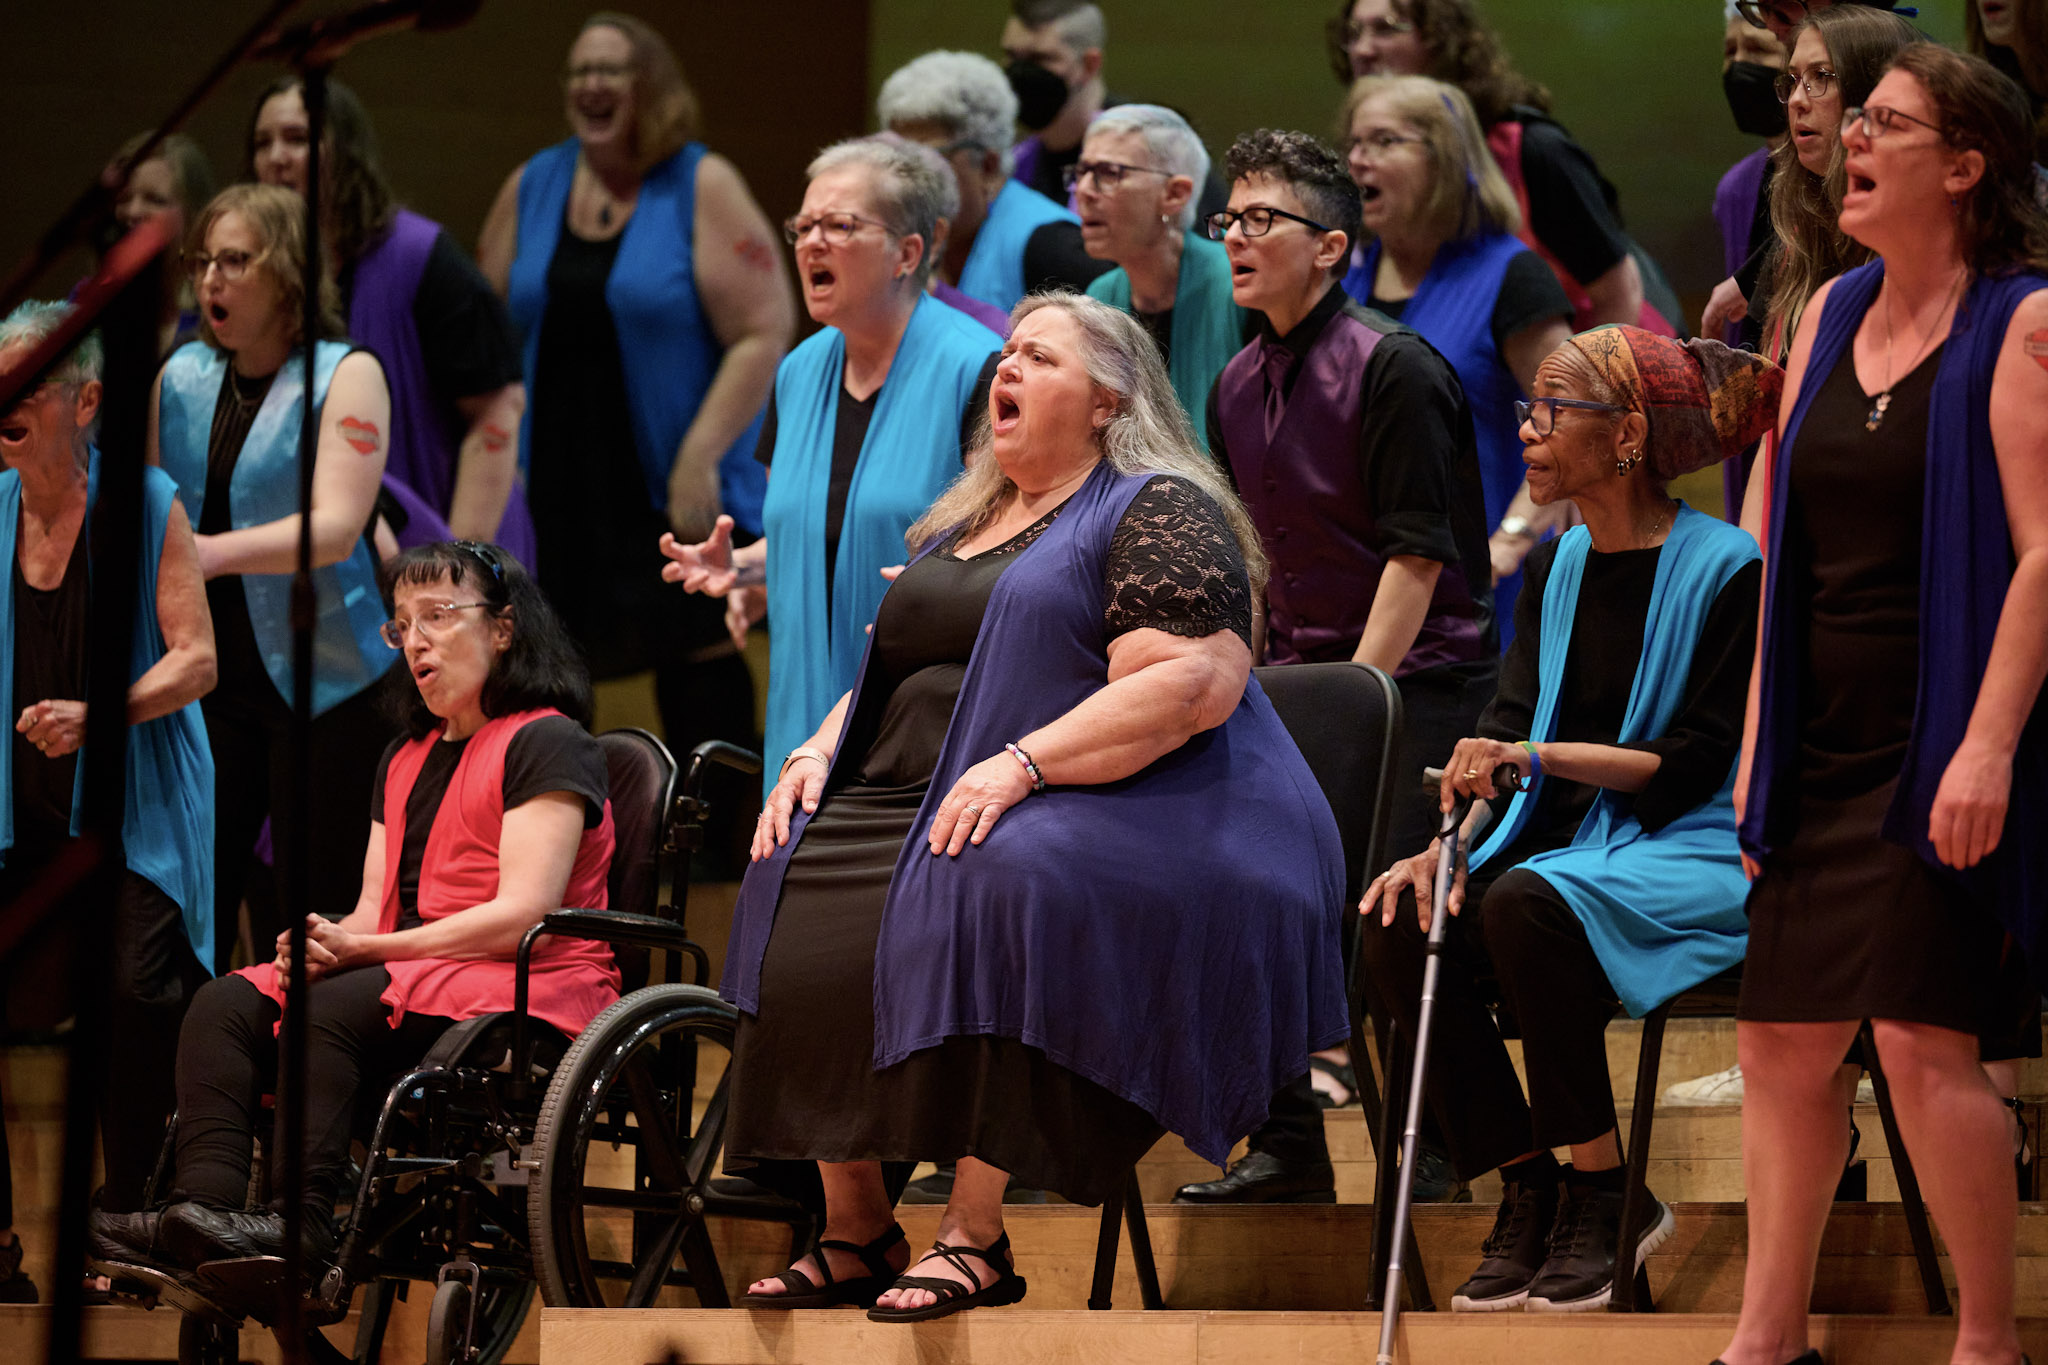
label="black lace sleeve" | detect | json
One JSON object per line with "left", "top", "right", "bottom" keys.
{"left": 1102, "top": 476, "right": 1254, "bottom": 647}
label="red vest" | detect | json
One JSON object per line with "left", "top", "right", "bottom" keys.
{"left": 237, "top": 709, "right": 620, "bottom": 1038}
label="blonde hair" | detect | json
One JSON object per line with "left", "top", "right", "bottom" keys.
{"left": 579, "top": 12, "right": 700, "bottom": 171}
{"left": 1342, "top": 74, "right": 1520, "bottom": 243}
{"left": 908, "top": 293, "right": 1268, "bottom": 595}
{"left": 189, "top": 183, "right": 343, "bottom": 352}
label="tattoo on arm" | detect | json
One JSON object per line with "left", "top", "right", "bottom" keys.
{"left": 734, "top": 236, "right": 776, "bottom": 272}
{"left": 480, "top": 422, "right": 512, "bottom": 453}
{"left": 338, "top": 416, "right": 382, "bottom": 456}
{"left": 2025, "top": 328, "right": 2048, "bottom": 375}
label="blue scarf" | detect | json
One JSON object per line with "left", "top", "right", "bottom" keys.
{"left": 1744, "top": 262, "right": 2048, "bottom": 977}
{"left": 957, "top": 178, "right": 1079, "bottom": 315}
{"left": 1346, "top": 231, "right": 1538, "bottom": 643}
{"left": 156, "top": 341, "right": 392, "bottom": 717}
{"left": 0, "top": 459, "right": 215, "bottom": 970}
{"left": 506, "top": 139, "right": 769, "bottom": 536}
{"left": 758, "top": 294, "right": 999, "bottom": 782}
{"left": 1472, "top": 507, "right": 1756, "bottom": 1016}
{"left": 1087, "top": 231, "right": 1244, "bottom": 452}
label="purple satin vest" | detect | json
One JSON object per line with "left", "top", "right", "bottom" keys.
{"left": 350, "top": 209, "right": 537, "bottom": 566}
{"left": 1217, "top": 308, "right": 1485, "bottom": 673}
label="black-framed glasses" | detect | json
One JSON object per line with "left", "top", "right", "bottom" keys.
{"left": 1842, "top": 103, "right": 1948, "bottom": 142}
{"left": 1514, "top": 397, "right": 1630, "bottom": 437}
{"left": 782, "top": 212, "right": 891, "bottom": 246}
{"left": 1203, "top": 206, "right": 1335, "bottom": 241}
{"left": 1774, "top": 66, "right": 1837, "bottom": 103}
{"left": 1062, "top": 159, "right": 1174, "bottom": 192}
{"left": 380, "top": 602, "right": 493, "bottom": 649}
{"left": 185, "top": 248, "right": 258, "bottom": 283}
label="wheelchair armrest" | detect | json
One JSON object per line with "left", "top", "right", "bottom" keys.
{"left": 539, "top": 907, "right": 698, "bottom": 956}
{"left": 684, "top": 740, "right": 762, "bottom": 801}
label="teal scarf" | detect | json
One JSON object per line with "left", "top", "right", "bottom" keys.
{"left": 1086, "top": 232, "right": 1243, "bottom": 452}
{"left": 958, "top": 178, "right": 1079, "bottom": 315}
{"left": 1471, "top": 506, "right": 1754, "bottom": 1016}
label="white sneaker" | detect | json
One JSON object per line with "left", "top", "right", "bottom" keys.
{"left": 1854, "top": 1075, "right": 1875, "bottom": 1104}
{"left": 1662, "top": 1063, "right": 1743, "bottom": 1107}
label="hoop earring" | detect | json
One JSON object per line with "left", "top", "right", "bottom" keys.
{"left": 1615, "top": 450, "right": 1643, "bottom": 476}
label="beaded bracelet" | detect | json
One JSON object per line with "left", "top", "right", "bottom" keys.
{"left": 1516, "top": 739, "right": 1542, "bottom": 783}
{"left": 1005, "top": 742, "right": 1046, "bottom": 793}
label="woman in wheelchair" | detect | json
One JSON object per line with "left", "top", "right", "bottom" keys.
{"left": 88, "top": 539, "right": 618, "bottom": 1274}
{"left": 722, "top": 294, "right": 1348, "bottom": 1322}
{"left": 1359, "top": 326, "right": 1779, "bottom": 1314}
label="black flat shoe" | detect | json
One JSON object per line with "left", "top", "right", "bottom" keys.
{"left": 88, "top": 1210, "right": 169, "bottom": 1270}
{"left": 1172, "top": 1150, "right": 1336, "bottom": 1204}
{"left": 1708, "top": 1352, "right": 1823, "bottom": 1365}
{"left": 738, "top": 1222, "right": 906, "bottom": 1310}
{"left": 867, "top": 1231, "right": 1027, "bottom": 1323}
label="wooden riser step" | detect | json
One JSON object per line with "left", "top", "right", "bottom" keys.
{"left": 535, "top": 1309, "right": 2048, "bottom": 1365}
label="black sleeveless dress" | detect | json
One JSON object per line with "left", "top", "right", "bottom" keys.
{"left": 1739, "top": 340, "right": 2033, "bottom": 1047}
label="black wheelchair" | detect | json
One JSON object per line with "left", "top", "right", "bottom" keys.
{"left": 91, "top": 731, "right": 810, "bottom": 1365}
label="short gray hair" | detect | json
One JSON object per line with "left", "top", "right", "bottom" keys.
{"left": 877, "top": 51, "right": 1019, "bottom": 178}
{"left": 806, "top": 135, "right": 954, "bottom": 288}
{"left": 908, "top": 293, "right": 1267, "bottom": 595}
{"left": 1086, "top": 105, "right": 1211, "bottom": 232}
{"left": 0, "top": 300, "right": 102, "bottom": 388}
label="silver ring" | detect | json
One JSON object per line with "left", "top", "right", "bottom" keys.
{"left": 965, "top": 804, "right": 983, "bottom": 816}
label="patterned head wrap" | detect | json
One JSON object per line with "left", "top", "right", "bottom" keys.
{"left": 1564, "top": 325, "right": 1785, "bottom": 479}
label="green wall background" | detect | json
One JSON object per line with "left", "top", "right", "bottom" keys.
{"left": 872, "top": 1, "right": 1967, "bottom": 310}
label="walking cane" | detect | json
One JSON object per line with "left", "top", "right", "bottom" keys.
{"left": 1376, "top": 762, "right": 1521, "bottom": 1365}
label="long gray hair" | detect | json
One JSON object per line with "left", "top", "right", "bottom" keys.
{"left": 907, "top": 292, "right": 1269, "bottom": 596}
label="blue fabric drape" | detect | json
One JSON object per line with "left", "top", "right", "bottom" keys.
{"left": 957, "top": 178, "right": 1079, "bottom": 315}
{"left": 1086, "top": 232, "right": 1244, "bottom": 451}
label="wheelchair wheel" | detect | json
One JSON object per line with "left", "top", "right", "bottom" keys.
{"left": 528, "top": 984, "right": 743, "bottom": 1307}
{"left": 426, "top": 1278, "right": 471, "bottom": 1365}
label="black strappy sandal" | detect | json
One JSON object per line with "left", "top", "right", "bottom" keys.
{"left": 737, "top": 1222, "right": 907, "bottom": 1310}
{"left": 865, "top": 1231, "right": 1028, "bottom": 1323}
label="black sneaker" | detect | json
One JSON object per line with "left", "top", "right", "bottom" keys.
{"left": 159, "top": 1202, "right": 335, "bottom": 1270}
{"left": 1524, "top": 1181, "right": 1675, "bottom": 1312}
{"left": 1449, "top": 1179, "right": 1558, "bottom": 1311}
{"left": 88, "top": 1209, "right": 169, "bottom": 1269}
{"left": 1411, "top": 1141, "right": 1473, "bottom": 1204}
{"left": 0, "top": 1236, "right": 36, "bottom": 1304}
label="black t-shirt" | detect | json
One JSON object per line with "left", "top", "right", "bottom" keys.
{"left": 1207, "top": 285, "right": 1493, "bottom": 583}
{"left": 1478, "top": 537, "right": 1761, "bottom": 848}
{"left": 1512, "top": 114, "right": 1633, "bottom": 288}
{"left": 370, "top": 715, "right": 609, "bottom": 929}
{"left": 1022, "top": 220, "right": 1114, "bottom": 296}
{"left": 752, "top": 351, "right": 1000, "bottom": 606}
{"left": 198, "top": 365, "right": 277, "bottom": 707}
{"left": 1367, "top": 251, "right": 1572, "bottom": 357}
{"left": 9, "top": 516, "right": 88, "bottom": 841}
{"left": 341, "top": 227, "right": 522, "bottom": 402}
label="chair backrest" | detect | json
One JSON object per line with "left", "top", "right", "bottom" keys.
{"left": 596, "top": 728, "right": 679, "bottom": 919}
{"left": 1253, "top": 662, "right": 1402, "bottom": 904}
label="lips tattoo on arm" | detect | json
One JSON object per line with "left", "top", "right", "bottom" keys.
{"left": 734, "top": 236, "right": 775, "bottom": 272}
{"left": 480, "top": 422, "right": 512, "bottom": 452}
{"left": 2026, "top": 328, "right": 2048, "bottom": 375}
{"left": 338, "top": 416, "right": 381, "bottom": 456}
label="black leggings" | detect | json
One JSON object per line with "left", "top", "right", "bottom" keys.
{"left": 172, "top": 969, "right": 453, "bottom": 1221}
{"left": 1357, "top": 865, "right": 1622, "bottom": 1181}
{"left": 202, "top": 670, "right": 397, "bottom": 973}
{"left": 0, "top": 853, "right": 207, "bottom": 1224}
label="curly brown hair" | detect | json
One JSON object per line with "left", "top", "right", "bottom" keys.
{"left": 1322, "top": 0, "right": 1549, "bottom": 125}
{"left": 244, "top": 75, "right": 395, "bottom": 272}
{"left": 1888, "top": 42, "right": 2048, "bottom": 274}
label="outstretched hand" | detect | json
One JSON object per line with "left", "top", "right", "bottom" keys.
{"left": 659, "top": 516, "right": 738, "bottom": 596}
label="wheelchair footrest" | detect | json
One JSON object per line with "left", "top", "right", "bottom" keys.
{"left": 192, "top": 1256, "right": 292, "bottom": 1325}
{"left": 90, "top": 1258, "right": 243, "bottom": 1324}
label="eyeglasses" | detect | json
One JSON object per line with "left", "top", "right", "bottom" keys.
{"left": 562, "top": 61, "right": 632, "bottom": 87}
{"left": 1514, "top": 396, "right": 1630, "bottom": 437}
{"left": 782, "top": 212, "right": 891, "bottom": 246}
{"left": 1346, "top": 130, "right": 1426, "bottom": 162}
{"left": 381, "top": 601, "right": 493, "bottom": 650}
{"left": 1203, "top": 206, "right": 1336, "bottom": 241}
{"left": 1774, "top": 66, "right": 1837, "bottom": 103}
{"left": 185, "top": 248, "right": 258, "bottom": 283}
{"left": 1342, "top": 16, "right": 1415, "bottom": 43}
{"left": 1842, "top": 103, "right": 1948, "bottom": 142}
{"left": 1062, "top": 159, "right": 1174, "bottom": 192}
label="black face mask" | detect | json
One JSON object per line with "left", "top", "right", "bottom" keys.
{"left": 1006, "top": 59, "right": 1071, "bottom": 133}
{"left": 1724, "top": 61, "right": 1788, "bottom": 139}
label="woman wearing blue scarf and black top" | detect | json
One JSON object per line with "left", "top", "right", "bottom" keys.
{"left": 660, "top": 137, "right": 1001, "bottom": 785}
{"left": 481, "top": 13, "right": 794, "bottom": 811}
{"left": 1725, "top": 47, "right": 2048, "bottom": 1365}
{"left": 1341, "top": 75, "right": 1573, "bottom": 641}
{"left": 152, "top": 184, "right": 397, "bottom": 970}
{"left": 1361, "top": 326, "right": 1779, "bottom": 1314}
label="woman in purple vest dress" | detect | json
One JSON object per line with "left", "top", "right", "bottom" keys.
{"left": 1725, "top": 48, "right": 2048, "bottom": 1365}
{"left": 723, "top": 294, "right": 1347, "bottom": 1322}
{"left": 246, "top": 75, "right": 530, "bottom": 561}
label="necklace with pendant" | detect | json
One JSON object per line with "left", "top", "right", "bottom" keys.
{"left": 1868, "top": 267, "right": 1968, "bottom": 432}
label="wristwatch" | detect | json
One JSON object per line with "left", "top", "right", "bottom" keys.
{"left": 1496, "top": 514, "right": 1535, "bottom": 540}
